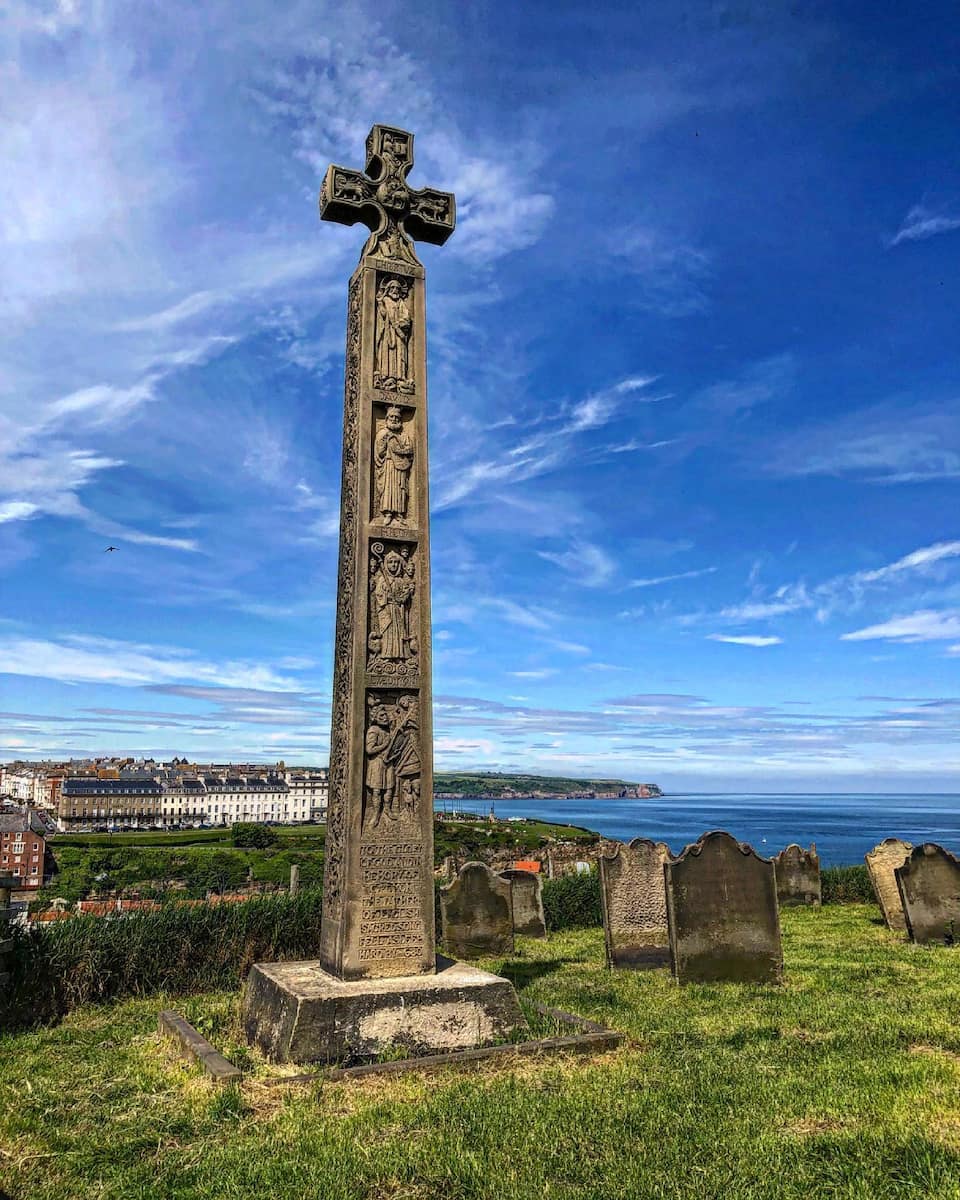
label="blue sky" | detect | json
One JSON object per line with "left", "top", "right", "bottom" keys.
{"left": 2, "top": 0, "right": 959, "bottom": 789}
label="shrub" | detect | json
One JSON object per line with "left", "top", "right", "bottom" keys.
{"left": 542, "top": 869, "right": 602, "bottom": 930}
{"left": 231, "top": 823, "right": 279, "bottom": 849}
{"left": 0, "top": 889, "right": 323, "bottom": 1030}
{"left": 822, "top": 864, "right": 875, "bottom": 904}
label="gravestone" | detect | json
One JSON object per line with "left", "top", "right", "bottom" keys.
{"left": 500, "top": 868, "right": 547, "bottom": 938}
{"left": 865, "top": 838, "right": 913, "bottom": 932}
{"left": 664, "top": 831, "right": 783, "bottom": 984}
{"left": 895, "top": 844, "right": 960, "bottom": 945}
{"left": 599, "top": 838, "right": 672, "bottom": 967}
{"left": 773, "top": 843, "right": 821, "bottom": 907}
{"left": 441, "top": 862, "right": 514, "bottom": 958}
{"left": 243, "top": 126, "right": 525, "bottom": 1062}
{"left": 0, "top": 875, "right": 15, "bottom": 994}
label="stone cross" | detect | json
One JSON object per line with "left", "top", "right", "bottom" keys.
{"left": 318, "top": 126, "right": 455, "bottom": 981}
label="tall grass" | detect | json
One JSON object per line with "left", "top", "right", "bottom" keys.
{"left": 1, "top": 889, "right": 323, "bottom": 1030}
{"left": 821, "top": 863, "right": 874, "bottom": 903}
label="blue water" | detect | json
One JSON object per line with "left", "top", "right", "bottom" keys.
{"left": 442, "top": 793, "right": 960, "bottom": 866}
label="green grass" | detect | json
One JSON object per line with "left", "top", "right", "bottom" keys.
{"left": 54, "top": 824, "right": 328, "bottom": 848}
{"left": 4, "top": 905, "right": 960, "bottom": 1198}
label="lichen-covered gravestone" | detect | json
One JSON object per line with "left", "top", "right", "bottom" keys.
{"left": 773, "top": 843, "right": 821, "bottom": 907}
{"left": 441, "top": 862, "right": 514, "bottom": 958}
{"left": 599, "top": 838, "right": 672, "bottom": 968}
{"left": 894, "top": 844, "right": 960, "bottom": 945}
{"left": 865, "top": 838, "right": 913, "bottom": 932}
{"left": 664, "top": 831, "right": 783, "bottom": 984}
{"left": 500, "top": 869, "right": 546, "bottom": 938}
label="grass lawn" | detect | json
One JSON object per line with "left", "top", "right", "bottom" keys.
{"left": 3, "top": 905, "right": 960, "bottom": 1198}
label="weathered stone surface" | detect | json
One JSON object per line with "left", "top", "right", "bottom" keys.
{"left": 665, "top": 831, "right": 783, "bottom": 984}
{"left": 318, "top": 126, "right": 455, "bottom": 983}
{"left": 865, "top": 838, "right": 913, "bottom": 932}
{"left": 773, "top": 843, "right": 821, "bottom": 907}
{"left": 441, "top": 862, "right": 514, "bottom": 959}
{"left": 243, "top": 956, "right": 526, "bottom": 1064}
{"left": 599, "top": 838, "right": 672, "bottom": 968}
{"left": 895, "top": 844, "right": 960, "bottom": 945}
{"left": 500, "top": 869, "right": 546, "bottom": 938}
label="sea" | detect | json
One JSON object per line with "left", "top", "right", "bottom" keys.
{"left": 440, "top": 793, "right": 960, "bottom": 867}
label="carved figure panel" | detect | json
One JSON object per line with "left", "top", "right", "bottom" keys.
{"left": 372, "top": 404, "right": 415, "bottom": 526}
{"left": 363, "top": 690, "right": 422, "bottom": 833}
{"left": 368, "top": 540, "right": 418, "bottom": 677}
{"left": 374, "top": 275, "right": 415, "bottom": 393}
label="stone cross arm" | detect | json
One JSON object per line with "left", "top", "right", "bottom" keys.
{"left": 320, "top": 124, "right": 456, "bottom": 248}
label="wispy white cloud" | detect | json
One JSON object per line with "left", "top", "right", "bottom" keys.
{"left": 630, "top": 566, "right": 717, "bottom": 589}
{"left": 538, "top": 539, "right": 616, "bottom": 588}
{"left": 708, "top": 633, "right": 783, "bottom": 647}
{"left": 841, "top": 611, "right": 960, "bottom": 644}
{"left": 889, "top": 202, "right": 960, "bottom": 247}
{"left": 0, "top": 634, "right": 302, "bottom": 690}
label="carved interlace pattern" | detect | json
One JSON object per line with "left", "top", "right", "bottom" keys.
{"left": 323, "top": 275, "right": 362, "bottom": 919}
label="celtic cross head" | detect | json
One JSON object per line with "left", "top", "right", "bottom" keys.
{"left": 320, "top": 124, "right": 456, "bottom": 264}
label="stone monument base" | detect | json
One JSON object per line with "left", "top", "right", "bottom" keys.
{"left": 242, "top": 956, "right": 527, "bottom": 1064}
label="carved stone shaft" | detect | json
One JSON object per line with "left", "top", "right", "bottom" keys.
{"left": 320, "top": 127, "right": 453, "bottom": 982}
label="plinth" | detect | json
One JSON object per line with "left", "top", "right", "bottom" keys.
{"left": 243, "top": 956, "right": 525, "bottom": 1064}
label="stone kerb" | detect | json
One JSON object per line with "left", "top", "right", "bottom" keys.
{"left": 440, "top": 862, "right": 514, "bottom": 959}
{"left": 773, "top": 843, "right": 821, "bottom": 907}
{"left": 894, "top": 843, "right": 960, "bottom": 945}
{"left": 865, "top": 838, "right": 913, "bottom": 932}
{"left": 664, "top": 830, "right": 783, "bottom": 985}
{"left": 500, "top": 869, "right": 546, "bottom": 938}
{"left": 599, "top": 838, "right": 672, "bottom": 968}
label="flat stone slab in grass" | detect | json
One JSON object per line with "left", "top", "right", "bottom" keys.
{"left": 895, "top": 843, "right": 960, "bottom": 945}
{"left": 774, "top": 843, "right": 821, "bottom": 907}
{"left": 865, "top": 838, "right": 913, "bottom": 932}
{"left": 500, "top": 869, "right": 546, "bottom": 938}
{"left": 441, "top": 862, "right": 514, "bottom": 959}
{"left": 243, "top": 956, "right": 527, "bottom": 1064}
{"left": 599, "top": 838, "right": 672, "bottom": 968}
{"left": 665, "top": 830, "right": 783, "bottom": 985}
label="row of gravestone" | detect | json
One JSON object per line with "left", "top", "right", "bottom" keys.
{"left": 866, "top": 838, "right": 960, "bottom": 945}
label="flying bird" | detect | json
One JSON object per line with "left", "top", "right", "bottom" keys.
{"left": 104, "top": 546, "right": 119, "bottom": 553}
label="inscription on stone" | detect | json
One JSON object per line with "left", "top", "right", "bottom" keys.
{"left": 773, "top": 843, "right": 821, "bottom": 907}
{"left": 895, "top": 843, "right": 960, "bottom": 945}
{"left": 665, "top": 830, "right": 783, "bottom": 985}
{"left": 865, "top": 838, "right": 913, "bottom": 933}
{"left": 599, "top": 838, "right": 672, "bottom": 968}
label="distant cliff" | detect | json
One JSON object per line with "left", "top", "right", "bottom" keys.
{"left": 433, "top": 772, "right": 662, "bottom": 799}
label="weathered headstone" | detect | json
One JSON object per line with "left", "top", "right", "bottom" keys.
{"left": 865, "top": 838, "right": 913, "bottom": 932}
{"left": 0, "top": 875, "right": 15, "bottom": 993}
{"left": 773, "top": 843, "right": 821, "bottom": 907}
{"left": 288, "top": 864, "right": 300, "bottom": 897}
{"left": 243, "top": 126, "right": 525, "bottom": 1062}
{"left": 895, "top": 844, "right": 960, "bottom": 945}
{"left": 599, "top": 838, "right": 672, "bottom": 968}
{"left": 441, "top": 862, "right": 514, "bottom": 958}
{"left": 664, "top": 831, "right": 783, "bottom": 984}
{"left": 500, "top": 868, "right": 546, "bottom": 938}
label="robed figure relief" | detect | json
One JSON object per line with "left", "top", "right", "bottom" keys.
{"left": 374, "top": 406, "right": 414, "bottom": 526}
{"left": 363, "top": 693, "right": 422, "bottom": 830}
{"left": 374, "top": 277, "right": 414, "bottom": 393}
{"left": 368, "top": 542, "right": 417, "bottom": 676}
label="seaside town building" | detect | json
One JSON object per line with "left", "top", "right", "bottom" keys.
{"left": 46, "top": 761, "right": 329, "bottom": 830}
{"left": 0, "top": 810, "right": 51, "bottom": 889}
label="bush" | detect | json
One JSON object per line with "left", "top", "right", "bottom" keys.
{"left": 822, "top": 864, "right": 875, "bottom": 904}
{"left": 0, "top": 889, "right": 324, "bottom": 1030}
{"left": 231, "top": 823, "right": 279, "bottom": 849}
{"left": 542, "top": 869, "right": 602, "bottom": 930}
